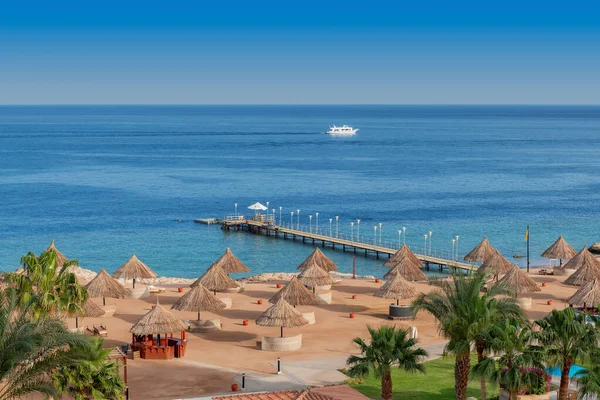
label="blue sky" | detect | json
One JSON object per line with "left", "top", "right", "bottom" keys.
{"left": 1, "top": 1, "right": 599, "bottom": 104}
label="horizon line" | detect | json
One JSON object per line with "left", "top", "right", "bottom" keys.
{"left": 1, "top": 103, "right": 600, "bottom": 107}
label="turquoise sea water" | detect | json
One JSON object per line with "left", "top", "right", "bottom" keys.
{"left": 0, "top": 105, "right": 599, "bottom": 278}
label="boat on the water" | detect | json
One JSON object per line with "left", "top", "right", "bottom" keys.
{"left": 326, "top": 125, "right": 358, "bottom": 135}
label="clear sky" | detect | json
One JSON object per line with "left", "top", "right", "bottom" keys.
{"left": 1, "top": 1, "right": 599, "bottom": 104}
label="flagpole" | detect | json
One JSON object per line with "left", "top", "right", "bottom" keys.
{"left": 526, "top": 224, "right": 530, "bottom": 273}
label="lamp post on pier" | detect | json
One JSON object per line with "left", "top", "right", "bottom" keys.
{"left": 290, "top": 212, "right": 294, "bottom": 229}
{"left": 398, "top": 230, "right": 402, "bottom": 248}
{"left": 455, "top": 235, "right": 459, "bottom": 261}
{"left": 402, "top": 226, "right": 406, "bottom": 244}
{"left": 350, "top": 222, "right": 354, "bottom": 243}
{"left": 335, "top": 216, "right": 339, "bottom": 238}
{"left": 373, "top": 226, "right": 377, "bottom": 245}
{"left": 279, "top": 207, "right": 282, "bottom": 226}
{"left": 297, "top": 210, "right": 300, "bottom": 230}
{"left": 356, "top": 219, "right": 361, "bottom": 243}
{"left": 315, "top": 213, "right": 319, "bottom": 234}
{"left": 429, "top": 231, "right": 432, "bottom": 256}
{"left": 266, "top": 201, "right": 269, "bottom": 221}
{"left": 234, "top": 203, "right": 238, "bottom": 216}
{"left": 452, "top": 239, "right": 456, "bottom": 262}
{"left": 272, "top": 209, "right": 275, "bottom": 224}
{"left": 379, "top": 223, "right": 382, "bottom": 246}
{"left": 309, "top": 215, "right": 313, "bottom": 233}
{"left": 424, "top": 234, "right": 428, "bottom": 255}
{"left": 329, "top": 218, "right": 333, "bottom": 236}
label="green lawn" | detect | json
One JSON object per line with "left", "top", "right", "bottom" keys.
{"left": 349, "top": 354, "right": 499, "bottom": 400}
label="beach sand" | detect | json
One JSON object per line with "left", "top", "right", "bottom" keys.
{"left": 69, "top": 268, "right": 581, "bottom": 399}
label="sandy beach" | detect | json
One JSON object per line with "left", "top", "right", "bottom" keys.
{"left": 64, "top": 266, "right": 584, "bottom": 400}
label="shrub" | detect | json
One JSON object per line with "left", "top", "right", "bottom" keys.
{"left": 499, "top": 367, "right": 551, "bottom": 395}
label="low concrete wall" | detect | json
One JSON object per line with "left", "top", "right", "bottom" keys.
{"left": 189, "top": 319, "right": 222, "bottom": 333}
{"left": 260, "top": 334, "right": 303, "bottom": 352}
{"left": 100, "top": 304, "right": 116, "bottom": 317}
{"left": 128, "top": 286, "right": 150, "bottom": 299}
{"left": 519, "top": 297, "right": 532, "bottom": 310}
{"left": 219, "top": 297, "right": 233, "bottom": 309}
{"left": 316, "top": 292, "right": 332, "bottom": 304}
{"left": 302, "top": 311, "right": 316, "bottom": 325}
{"left": 389, "top": 304, "right": 414, "bottom": 319}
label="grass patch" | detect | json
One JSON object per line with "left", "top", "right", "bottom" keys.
{"left": 348, "top": 354, "right": 499, "bottom": 400}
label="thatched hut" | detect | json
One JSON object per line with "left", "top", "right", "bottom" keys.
{"left": 541, "top": 236, "right": 577, "bottom": 266}
{"left": 478, "top": 250, "right": 513, "bottom": 278}
{"left": 497, "top": 265, "right": 540, "bottom": 295}
{"left": 72, "top": 299, "right": 106, "bottom": 329}
{"left": 46, "top": 239, "right": 69, "bottom": 267}
{"left": 296, "top": 248, "right": 339, "bottom": 272}
{"left": 269, "top": 276, "right": 320, "bottom": 307}
{"left": 86, "top": 269, "right": 129, "bottom": 306}
{"left": 112, "top": 255, "right": 157, "bottom": 288}
{"left": 384, "top": 244, "right": 423, "bottom": 268}
{"left": 297, "top": 263, "right": 335, "bottom": 292}
{"left": 256, "top": 298, "right": 308, "bottom": 338}
{"left": 464, "top": 237, "right": 496, "bottom": 263}
{"left": 568, "top": 278, "right": 600, "bottom": 308}
{"left": 209, "top": 248, "right": 250, "bottom": 274}
{"left": 383, "top": 259, "right": 427, "bottom": 282}
{"left": 191, "top": 264, "right": 238, "bottom": 295}
{"left": 374, "top": 274, "right": 418, "bottom": 305}
{"left": 564, "top": 247, "right": 600, "bottom": 286}
{"left": 171, "top": 284, "right": 226, "bottom": 321}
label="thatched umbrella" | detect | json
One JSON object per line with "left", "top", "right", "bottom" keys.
{"left": 464, "top": 237, "right": 496, "bottom": 263}
{"left": 296, "top": 248, "right": 339, "bottom": 272}
{"left": 297, "top": 264, "right": 335, "bottom": 292}
{"left": 269, "top": 276, "right": 320, "bottom": 307}
{"left": 130, "top": 298, "right": 187, "bottom": 337}
{"left": 191, "top": 264, "right": 238, "bottom": 295}
{"left": 497, "top": 265, "right": 540, "bottom": 295}
{"left": 46, "top": 239, "right": 69, "bottom": 267}
{"left": 568, "top": 278, "right": 600, "bottom": 308}
{"left": 112, "top": 255, "right": 157, "bottom": 288}
{"left": 256, "top": 298, "right": 308, "bottom": 337}
{"left": 541, "top": 236, "right": 577, "bottom": 266}
{"left": 564, "top": 247, "right": 600, "bottom": 286}
{"left": 171, "top": 284, "right": 226, "bottom": 321}
{"left": 86, "top": 269, "right": 129, "bottom": 306}
{"left": 384, "top": 244, "right": 423, "bottom": 268}
{"left": 210, "top": 248, "right": 250, "bottom": 274}
{"left": 374, "top": 274, "right": 418, "bottom": 305}
{"left": 73, "top": 299, "right": 106, "bottom": 329}
{"left": 478, "top": 250, "right": 513, "bottom": 278}
{"left": 383, "top": 259, "right": 427, "bottom": 282}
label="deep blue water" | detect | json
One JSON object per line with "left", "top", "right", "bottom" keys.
{"left": 1, "top": 105, "right": 599, "bottom": 278}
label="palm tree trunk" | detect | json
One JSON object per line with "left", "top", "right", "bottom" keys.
{"left": 509, "top": 390, "right": 517, "bottom": 400}
{"left": 559, "top": 360, "right": 572, "bottom": 400}
{"left": 381, "top": 370, "right": 393, "bottom": 400}
{"left": 476, "top": 342, "right": 487, "bottom": 400}
{"left": 455, "top": 350, "right": 471, "bottom": 400}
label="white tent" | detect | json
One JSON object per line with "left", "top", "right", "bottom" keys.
{"left": 248, "top": 202, "right": 267, "bottom": 211}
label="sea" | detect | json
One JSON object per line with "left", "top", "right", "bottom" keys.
{"left": 1, "top": 105, "right": 599, "bottom": 279}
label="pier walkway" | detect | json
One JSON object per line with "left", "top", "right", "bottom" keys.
{"left": 221, "top": 218, "right": 474, "bottom": 271}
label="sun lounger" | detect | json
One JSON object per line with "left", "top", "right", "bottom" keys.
{"left": 93, "top": 324, "right": 108, "bottom": 337}
{"left": 148, "top": 285, "right": 166, "bottom": 294}
{"left": 538, "top": 269, "right": 554, "bottom": 276}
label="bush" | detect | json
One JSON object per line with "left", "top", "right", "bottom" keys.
{"left": 499, "top": 367, "right": 551, "bottom": 395}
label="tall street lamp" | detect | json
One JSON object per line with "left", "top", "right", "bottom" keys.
{"left": 429, "top": 231, "right": 432, "bottom": 256}
{"left": 234, "top": 203, "right": 238, "bottom": 216}
{"left": 266, "top": 201, "right": 270, "bottom": 221}
{"left": 452, "top": 239, "right": 456, "bottom": 262}
{"left": 309, "top": 215, "right": 313, "bottom": 233}
{"left": 402, "top": 226, "right": 406, "bottom": 244}
{"left": 315, "top": 212, "right": 319, "bottom": 234}
{"left": 373, "top": 226, "right": 377, "bottom": 245}
{"left": 423, "top": 234, "right": 428, "bottom": 255}
{"left": 290, "top": 212, "right": 294, "bottom": 229}
{"left": 335, "top": 216, "right": 339, "bottom": 238}
{"left": 379, "top": 223, "right": 382, "bottom": 246}
{"left": 329, "top": 218, "right": 333, "bottom": 236}
{"left": 398, "top": 230, "right": 402, "bottom": 248}
{"left": 356, "top": 219, "right": 361, "bottom": 243}
{"left": 272, "top": 209, "right": 275, "bottom": 224}
{"left": 455, "top": 235, "right": 459, "bottom": 261}
{"left": 350, "top": 222, "right": 354, "bottom": 243}
{"left": 279, "top": 207, "right": 282, "bottom": 226}
{"left": 297, "top": 210, "right": 300, "bottom": 230}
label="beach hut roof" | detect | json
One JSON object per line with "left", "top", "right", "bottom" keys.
{"left": 478, "top": 250, "right": 514, "bottom": 276}
{"left": 568, "top": 278, "right": 600, "bottom": 306}
{"left": 86, "top": 269, "right": 129, "bottom": 299}
{"left": 191, "top": 264, "right": 238, "bottom": 291}
{"left": 130, "top": 299, "right": 187, "bottom": 335}
{"left": 383, "top": 259, "right": 427, "bottom": 282}
{"left": 564, "top": 248, "right": 600, "bottom": 286}
{"left": 384, "top": 244, "right": 423, "bottom": 268}
{"left": 171, "top": 284, "right": 226, "bottom": 313}
{"left": 256, "top": 298, "right": 308, "bottom": 328}
{"left": 497, "top": 265, "right": 541, "bottom": 294}
{"left": 248, "top": 202, "right": 267, "bottom": 211}
{"left": 269, "top": 276, "right": 320, "bottom": 306}
{"left": 541, "top": 236, "right": 577, "bottom": 260}
{"left": 83, "top": 299, "right": 106, "bottom": 318}
{"left": 46, "top": 239, "right": 69, "bottom": 267}
{"left": 296, "top": 248, "right": 339, "bottom": 272}
{"left": 374, "top": 274, "right": 418, "bottom": 300}
{"left": 297, "top": 263, "right": 335, "bottom": 287}
{"left": 464, "top": 237, "right": 496, "bottom": 263}
{"left": 209, "top": 248, "right": 250, "bottom": 274}
{"left": 112, "top": 255, "right": 157, "bottom": 280}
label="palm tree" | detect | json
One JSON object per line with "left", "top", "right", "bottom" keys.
{"left": 346, "top": 325, "right": 428, "bottom": 400}
{"left": 577, "top": 364, "right": 600, "bottom": 400}
{"left": 535, "top": 308, "right": 599, "bottom": 400}
{"left": 53, "top": 338, "right": 125, "bottom": 400}
{"left": 0, "top": 288, "right": 91, "bottom": 400}
{"left": 411, "top": 272, "right": 524, "bottom": 400}
{"left": 472, "top": 318, "right": 546, "bottom": 400}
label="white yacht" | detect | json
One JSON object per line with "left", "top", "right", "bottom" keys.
{"left": 326, "top": 125, "right": 358, "bottom": 135}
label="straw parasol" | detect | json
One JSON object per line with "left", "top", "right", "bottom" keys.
{"left": 464, "top": 237, "right": 496, "bottom": 263}
{"left": 478, "top": 250, "right": 514, "bottom": 277}
{"left": 73, "top": 299, "right": 106, "bottom": 329}
{"left": 497, "top": 265, "right": 540, "bottom": 295}
{"left": 269, "top": 276, "right": 320, "bottom": 307}
{"left": 86, "top": 269, "right": 129, "bottom": 306}
{"left": 130, "top": 298, "right": 187, "bottom": 336}
{"left": 384, "top": 244, "right": 423, "bottom": 268}
{"left": 568, "top": 278, "right": 600, "bottom": 308}
{"left": 297, "top": 264, "right": 335, "bottom": 292}
{"left": 46, "top": 239, "right": 69, "bottom": 267}
{"left": 296, "top": 248, "right": 339, "bottom": 272}
{"left": 374, "top": 274, "right": 418, "bottom": 305}
{"left": 248, "top": 202, "right": 267, "bottom": 211}
{"left": 383, "top": 259, "right": 427, "bottom": 282}
{"left": 563, "top": 247, "right": 600, "bottom": 286}
{"left": 209, "top": 248, "right": 250, "bottom": 274}
{"left": 171, "top": 284, "right": 226, "bottom": 321}
{"left": 191, "top": 264, "right": 238, "bottom": 294}
{"left": 541, "top": 236, "right": 577, "bottom": 266}
{"left": 256, "top": 298, "right": 308, "bottom": 337}
{"left": 112, "top": 255, "right": 157, "bottom": 288}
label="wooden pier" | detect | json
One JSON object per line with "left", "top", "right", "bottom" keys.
{"left": 221, "top": 219, "right": 475, "bottom": 272}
